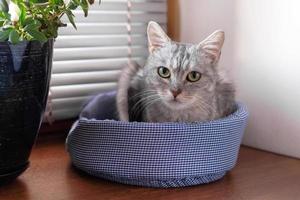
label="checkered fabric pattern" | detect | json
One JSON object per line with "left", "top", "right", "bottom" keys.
{"left": 66, "top": 92, "right": 249, "bottom": 188}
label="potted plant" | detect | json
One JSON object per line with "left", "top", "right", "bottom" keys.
{"left": 0, "top": 0, "right": 97, "bottom": 183}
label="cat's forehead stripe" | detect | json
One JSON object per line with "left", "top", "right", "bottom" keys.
{"left": 170, "top": 44, "right": 192, "bottom": 70}
{"left": 182, "top": 50, "right": 191, "bottom": 70}
{"left": 170, "top": 44, "right": 180, "bottom": 69}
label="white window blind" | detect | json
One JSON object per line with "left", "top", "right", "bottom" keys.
{"left": 47, "top": 0, "right": 167, "bottom": 121}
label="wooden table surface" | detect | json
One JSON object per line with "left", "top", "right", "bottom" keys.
{"left": 1, "top": 134, "right": 300, "bottom": 200}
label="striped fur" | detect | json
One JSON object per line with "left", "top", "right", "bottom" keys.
{"left": 117, "top": 22, "right": 235, "bottom": 122}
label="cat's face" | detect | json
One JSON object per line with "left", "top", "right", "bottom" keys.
{"left": 144, "top": 21, "right": 225, "bottom": 109}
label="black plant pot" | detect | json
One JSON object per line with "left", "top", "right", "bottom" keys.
{"left": 0, "top": 39, "right": 53, "bottom": 183}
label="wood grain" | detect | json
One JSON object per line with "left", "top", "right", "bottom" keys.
{"left": 39, "top": 119, "right": 74, "bottom": 135}
{"left": 167, "top": 0, "right": 180, "bottom": 41}
{"left": 0, "top": 135, "right": 300, "bottom": 200}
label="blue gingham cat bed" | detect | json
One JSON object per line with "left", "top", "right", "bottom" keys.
{"left": 66, "top": 91, "right": 249, "bottom": 188}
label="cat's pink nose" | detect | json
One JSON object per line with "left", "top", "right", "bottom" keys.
{"left": 171, "top": 89, "right": 182, "bottom": 98}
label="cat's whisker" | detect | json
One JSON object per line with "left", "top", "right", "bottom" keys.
{"left": 131, "top": 94, "right": 158, "bottom": 111}
{"left": 184, "top": 95, "right": 210, "bottom": 114}
{"left": 195, "top": 100, "right": 212, "bottom": 114}
{"left": 143, "top": 97, "right": 160, "bottom": 109}
{"left": 129, "top": 91, "right": 157, "bottom": 118}
{"left": 130, "top": 92, "right": 157, "bottom": 101}
{"left": 131, "top": 97, "right": 148, "bottom": 117}
{"left": 194, "top": 96, "right": 217, "bottom": 115}
{"left": 132, "top": 99, "right": 158, "bottom": 120}
{"left": 129, "top": 90, "right": 156, "bottom": 100}
{"left": 116, "top": 26, "right": 234, "bottom": 122}
{"left": 201, "top": 100, "right": 217, "bottom": 114}
{"left": 192, "top": 102, "right": 209, "bottom": 115}
{"left": 137, "top": 98, "right": 161, "bottom": 118}
{"left": 131, "top": 94, "right": 159, "bottom": 120}
{"left": 136, "top": 96, "right": 161, "bottom": 116}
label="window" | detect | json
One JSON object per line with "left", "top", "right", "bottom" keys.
{"left": 46, "top": 0, "right": 167, "bottom": 121}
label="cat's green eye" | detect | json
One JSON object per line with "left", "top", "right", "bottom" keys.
{"left": 187, "top": 71, "right": 201, "bottom": 82}
{"left": 157, "top": 67, "right": 171, "bottom": 78}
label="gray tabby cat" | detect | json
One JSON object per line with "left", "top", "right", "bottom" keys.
{"left": 117, "top": 21, "right": 235, "bottom": 122}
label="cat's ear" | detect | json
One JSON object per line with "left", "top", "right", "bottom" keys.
{"left": 197, "top": 30, "right": 225, "bottom": 64}
{"left": 147, "top": 21, "right": 171, "bottom": 53}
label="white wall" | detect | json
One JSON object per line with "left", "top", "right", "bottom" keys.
{"left": 176, "top": 0, "right": 300, "bottom": 158}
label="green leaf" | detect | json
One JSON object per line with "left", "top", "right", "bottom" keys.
{"left": 9, "top": 30, "right": 20, "bottom": 44}
{"left": 1, "top": 0, "right": 99, "bottom": 41}
{"left": 66, "top": 10, "right": 76, "bottom": 29}
{"left": 80, "top": 0, "right": 88, "bottom": 17}
{"left": 19, "top": 5, "right": 27, "bottom": 25}
{"left": 47, "top": 23, "right": 58, "bottom": 38}
{"left": 68, "top": 0, "right": 80, "bottom": 10}
{"left": 24, "top": 23, "right": 37, "bottom": 32}
{"left": 0, "top": 12, "right": 5, "bottom": 25}
{"left": 27, "top": 29, "right": 47, "bottom": 42}
{"left": 57, "top": 0, "right": 65, "bottom": 5}
{"left": 24, "top": 21, "right": 41, "bottom": 31}
{"left": 31, "top": 0, "right": 48, "bottom": 3}
{"left": 0, "top": 11, "right": 9, "bottom": 22}
{"left": 0, "top": 28, "right": 10, "bottom": 41}
{"left": 23, "top": 17, "right": 35, "bottom": 26}
{"left": 0, "top": 0, "right": 8, "bottom": 12}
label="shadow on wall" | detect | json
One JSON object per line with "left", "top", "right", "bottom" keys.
{"left": 168, "top": 0, "right": 236, "bottom": 79}
{"left": 168, "top": 0, "right": 300, "bottom": 159}
{"left": 233, "top": 0, "right": 300, "bottom": 159}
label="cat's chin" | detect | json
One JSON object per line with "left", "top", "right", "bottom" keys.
{"left": 163, "top": 99, "right": 191, "bottom": 110}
